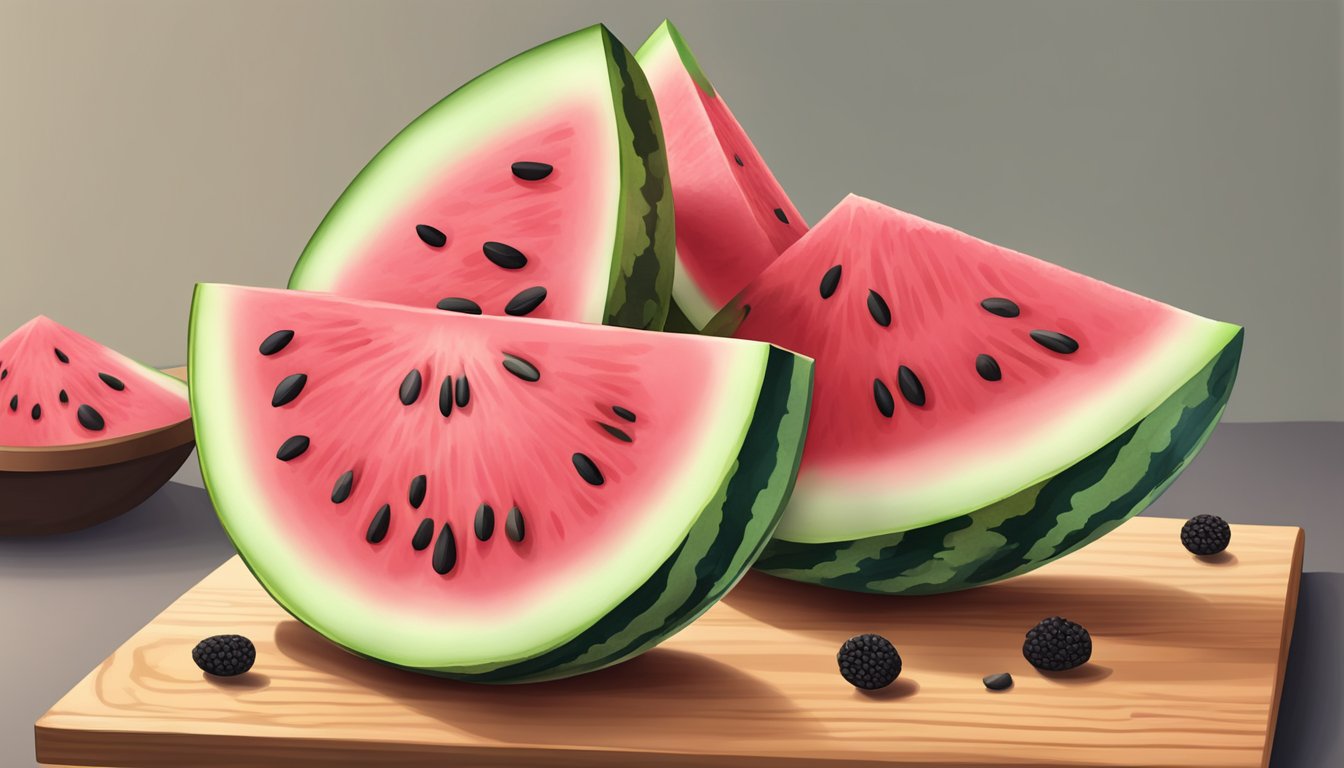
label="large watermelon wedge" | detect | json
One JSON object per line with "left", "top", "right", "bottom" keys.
{"left": 707, "top": 195, "right": 1242, "bottom": 594}
{"left": 189, "top": 284, "right": 812, "bottom": 682}
{"left": 289, "top": 25, "right": 674, "bottom": 331}
{"left": 637, "top": 20, "right": 808, "bottom": 330}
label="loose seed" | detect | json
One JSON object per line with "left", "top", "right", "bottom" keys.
{"left": 475, "top": 503, "right": 495, "bottom": 541}
{"left": 819, "top": 265, "right": 842, "bottom": 299}
{"left": 77, "top": 404, "right": 104, "bottom": 431}
{"left": 600, "top": 423, "right": 632, "bottom": 442}
{"left": 438, "top": 376, "right": 453, "bottom": 417}
{"left": 504, "top": 286, "right": 547, "bottom": 316}
{"left": 259, "top": 330, "right": 294, "bottom": 356}
{"left": 873, "top": 379, "right": 894, "bottom": 418}
{"left": 897, "top": 365, "right": 926, "bottom": 406}
{"left": 975, "top": 353, "right": 1002, "bottom": 382}
{"left": 1030, "top": 330, "right": 1079, "bottom": 354}
{"left": 412, "top": 518, "right": 434, "bottom": 551}
{"left": 271, "top": 373, "right": 307, "bottom": 407}
{"left": 483, "top": 241, "right": 527, "bottom": 269}
{"left": 276, "top": 435, "right": 309, "bottom": 461}
{"left": 502, "top": 354, "right": 540, "bottom": 382}
{"left": 98, "top": 372, "right": 126, "bottom": 391}
{"left": 399, "top": 369, "right": 423, "bottom": 405}
{"left": 505, "top": 506, "right": 525, "bottom": 542}
{"left": 867, "top": 290, "right": 892, "bottom": 327}
{"left": 408, "top": 474, "right": 427, "bottom": 509}
{"left": 612, "top": 405, "right": 636, "bottom": 422}
{"left": 54, "top": 347, "right": 69, "bottom": 364}
{"left": 366, "top": 504, "right": 391, "bottom": 544}
{"left": 432, "top": 524, "right": 457, "bottom": 574}
{"left": 980, "top": 298, "right": 1020, "bottom": 318}
{"left": 983, "top": 672, "right": 1014, "bottom": 691}
{"left": 572, "top": 452, "right": 605, "bottom": 486}
{"left": 436, "top": 297, "right": 481, "bottom": 314}
{"left": 455, "top": 375, "right": 470, "bottom": 408}
{"left": 511, "top": 161, "right": 553, "bottom": 181}
{"left": 331, "top": 470, "right": 354, "bottom": 504}
{"left": 415, "top": 224, "right": 447, "bottom": 248}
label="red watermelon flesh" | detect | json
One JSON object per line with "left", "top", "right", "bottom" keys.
{"left": 638, "top": 20, "right": 808, "bottom": 328}
{"left": 0, "top": 316, "right": 189, "bottom": 448}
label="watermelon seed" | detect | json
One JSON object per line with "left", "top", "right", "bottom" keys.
{"left": 271, "top": 373, "right": 307, "bottom": 407}
{"left": 31, "top": 404, "right": 40, "bottom": 420}
{"left": 436, "top": 297, "right": 482, "bottom": 314}
{"left": 867, "top": 290, "right": 892, "bottom": 327}
{"left": 742, "top": 304, "right": 752, "bottom": 319}
{"left": 600, "top": 423, "right": 632, "bottom": 443}
{"left": 437, "top": 376, "right": 453, "bottom": 417}
{"left": 819, "top": 265, "right": 842, "bottom": 299}
{"left": 58, "top": 389, "right": 67, "bottom": 404}
{"left": 331, "top": 470, "right": 354, "bottom": 504}
{"left": 872, "top": 379, "right": 895, "bottom": 418}
{"left": 612, "top": 405, "right": 636, "bottom": 422}
{"left": 76, "top": 404, "right": 104, "bottom": 431}
{"left": 572, "top": 453, "right": 605, "bottom": 486}
{"left": 483, "top": 241, "right": 527, "bottom": 270}
{"left": 432, "top": 524, "right": 457, "bottom": 574}
{"left": 897, "top": 365, "right": 926, "bottom": 407}
{"left": 412, "top": 518, "right": 434, "bottom": 551}
{"left": 511, "top": 161, "right": 553, "bottom": 181}
{"left": 409, "top": 474, "right": 427, "bottom": 509}
{"left": 399, "top": 369, "right": 423, "bottom": 405}
{"left": 7, "top": 395, "right": 15, "bottom": 412}
{"left": 0, "top": 369, "right": 6, "bottom": 379}
{"left": 734, "top": 153, "right": 744, "bottom": 166}
{"left": 54, "top": 347, "right": 69, "bottom": 364}
{"left": 976, "top": 354, "right": 1002, "bottom": 382}
{"left": 366, "top": 504, "right": 391, "bottom": 544}
{"left": 980, "top": 298, "right": 1020, "bottom": 318}
{"left": 505, "top": 286, "right": 547, "bottom": 316}
{"left": 1030, "top": 330, "right": 1079, "bottom": 354}
{"left": 455, "top": 375, "right": 470, "bottom": 408}
{"left": 259, "top": 330, "right": 294, "bottom": 356}
{"left": 774, "top": 208, "right": 789, "bottom": 224}
{"left": 475, "top": 504, "right": 495, "bottom": 541}
{"left": 505, "top": 506, "right": 525, "bottom": 543}
{"left": 502, "top": 354, "right": 540, "bottom": 382}
{"left": 98, "top": 372, "right": 126, "bottom": 391}
{"left": 276, "top": 435, "right": 309, "bottom": 461}
{"left": 415, "top": 224, "right": 447, "bottom": 248}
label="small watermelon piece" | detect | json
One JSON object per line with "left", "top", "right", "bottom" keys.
{"left": 0, "top": 317, "right": 193, "bottom": 535}
{"left": 188, "top": 284, "right": 812, "bottom": 682}
{"left": 637, "top": 20, "right": 808, "bottom": 330}
{"left": 710, "top": 195, "right": 1242, "bottom": 594}
{"left": 289, "top": 24, "right": 674, "bottom": 331}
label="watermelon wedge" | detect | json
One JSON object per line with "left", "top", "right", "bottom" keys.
{"left": 637, "top": 20, "right": 808, "bottom": 330}
{"left": 289, "top": 25, "right": 674, "bottom": 331}
{"left": 189, "top": 284, "right": 812, "bottom": 681}
{"left": 708, "top": 195, "right": 1242, "bottom": 594}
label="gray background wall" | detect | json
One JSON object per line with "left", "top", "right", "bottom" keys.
{"left": 0, "top": 0, "right": 1339, "bottom": 421}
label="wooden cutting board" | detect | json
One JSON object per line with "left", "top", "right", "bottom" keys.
{"left": 36, "top": 516, "right": 1302, "bottom": 768}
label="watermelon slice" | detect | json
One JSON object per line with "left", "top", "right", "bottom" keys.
{"left": 289, "top": 24, "right": 674, "bottom": 331}
{"left": 189, "top": 284, "right": 812, "bottom": 682}
{"left": 709, "top": 195, "right": 1242, "bottom": 594}
{"left": 0, "top": 317, "right": 193, "bottom": 535}
{"left": 637, "top": 20, "right": 808, "bottom": 330}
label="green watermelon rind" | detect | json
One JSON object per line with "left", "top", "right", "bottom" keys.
{"left": 753, "top": 329, "right": 1242, "bottom": 595}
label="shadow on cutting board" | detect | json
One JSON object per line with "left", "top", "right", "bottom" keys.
{"left": 1271, "top": 571, "right": 1343, "bottom": 767}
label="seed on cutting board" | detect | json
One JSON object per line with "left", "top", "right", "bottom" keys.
{"left": 982, "top": 672, "right": 1013, "bottom": 691}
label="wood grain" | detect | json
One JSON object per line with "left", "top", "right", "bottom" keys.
{"left": 36, "top": 516, "right": 1303, "bottom": 768}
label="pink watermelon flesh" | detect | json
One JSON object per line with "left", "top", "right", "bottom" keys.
{"left": 722, "top": 194, "right": 1240, "bottom": 543}
{"left": 0, "top": 317, "right": 189, "bottom": 448}
{"left": 638, "top": 21, "right": 808, "bottom": 327}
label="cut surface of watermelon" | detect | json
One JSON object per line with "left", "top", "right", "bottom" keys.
{"left": 709, "top": 195, "right": 1241, "bottom": 592}
{"left": 290, "top": 25, "right": 674, "bottom": 331}
{"left": 189, "top": 284, "right": 811, "bottom": 681}
{"left": 637, "top": 20, "right": 807, "bottom": 329}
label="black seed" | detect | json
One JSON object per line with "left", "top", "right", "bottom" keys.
{"left": 7, "top": 395, "right": 15, "bottom": 412}
{"left": 54, "top": 347, "right": 69, "bottom": 364}
{"left": 408, "top": 474, "right": 427, "bottom": 509}
{"left": 76, "top": 404, "right": 105, "bottom": 431}
{"left": 331, "top": 470, "right": 354, "bottom": 504}
{"left": 819, "top": 265, "right": 842, "bottom": 299}
{"left": 0, "top": 369, "right": 6, "bottom": 379}
{"left": 572, "top": 452, "right": 605, "bottom": 485}
{"left": 98, "top": 372, "right": 126, "bottom": 391}
{"left": 976, "top": 353, "right": 1002, "bottom": 382}
{"left": 873, "top": 379, "right": 894, "bottom": 418}
{"left": 1030, "top": 329, "right": 1079, "bottom": 354}
{"left": 259, "top": 330, "right": 294, "bottom": 356}
{"left": 502, "top": 354, "right": 540, "bottom": 382}
{"left": 276, "top": 434, "right": 309, "bottom": 461}
{"left": 733, "top": 153, "right": 745, "bottom": 166}
{"left": 866, "top": 290, "right": 892, "bottom": 327}
{"left": 366, "top": 504, "right": 391, "bottom": 544}
{"left": 58, "top": 389, "right": 68, "bottom": 404}
{"left": 511, "top": 161, "right": 553, "bottom": 181}
{"left": 612, "top": 405, "right": 636, "bottom": 422}
{"left": 483, "top": 241, "right": 527, "bottom": 269}
{"left": 31, "top": 404, "right": 41, "bottom": 420}
{"left": 438, "top": 376, "right": 453, "bottom": 417}
{"left": 983, "top": 672, "right": 1014, "bottom": 691}
{"left": 475, "top": 503, "right": 495, "bottom": 541}
{"left": 505, "top": 506, "right": 525, "bottom": 542}
{"left": 432, "top": 523, "right": 456, "bottom": 574}
{"left": 271, "top": 373, "right": 307, "bottom": 407}
{"left": 897, "top": 365, "right": 926, "bottom": 407}
{"left": 504, "top": 286, "right": 547, "bottom": 316}
{"left": 415, "top": 224, "right": 447, "bottom": 248}
{"left": 773, "top": 207, "right": 789, "bottom": 224}
{"left": 980, "top": 297, "right": 1020, "bottom": 318}
{"left": 412, "top": 518, "right": 434, "bottom": 551}
{"left": 455, "top": 375, "right": 470, "bottom": 408}
{"left": 600, "top": 423, "right": 632, "bottom": 443}
{"left": 436, "top": 297, "right": 482, "bottom": 314}
{"left": 399, "top": 369, "right": 423, "bottom": 405}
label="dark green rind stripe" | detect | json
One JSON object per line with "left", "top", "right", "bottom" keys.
{"left": 756, "top": 330, "right": 1243, "bottom": 595}
{"left": 601, "top": 29, "right": 675, "bottom": 332}
{"left": 441, "top": 346, "right": 811, "bottom": 683}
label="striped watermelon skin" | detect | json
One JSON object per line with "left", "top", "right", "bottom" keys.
{"left": 755, "top": 329, "right": 1241, "bottom": 595}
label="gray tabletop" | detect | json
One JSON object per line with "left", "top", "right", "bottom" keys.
{"left": 3, "top": 422, "right": 1340, "bottom": 767}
